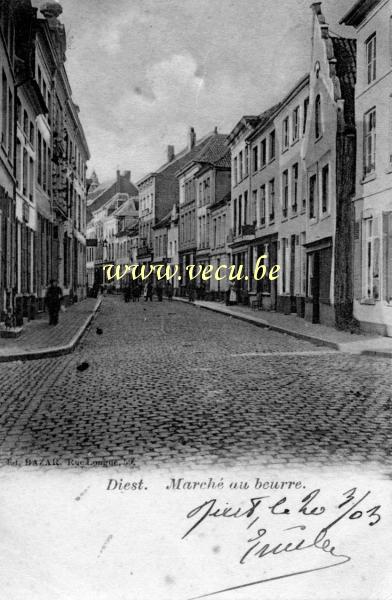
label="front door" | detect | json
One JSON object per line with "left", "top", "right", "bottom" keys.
{"left": 311, "top": 251, "right": 320, "bottom": 324}
{"left": 290, "top": 234, "right": 296, "bottom": 312}
{"left": 270, "top": 241, "right": 278, "bottom": 310}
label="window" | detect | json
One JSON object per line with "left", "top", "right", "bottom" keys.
{"left": 252, "top": 146, "right": 258, "bottom": 173}
{"left": 309, "top": 174, "right": 317, "bottom": 219}
{"left": 23, "top": 110, "right": 28, "bottom": 136}
{"left": 366, "top": 34, "right": 376, "bottom": 85}
{"left": 239, "top": 151, "right": 243, "bottom": 180}
{"left": 234, "top": 156, "right": 238, "bottom": 185}
{"left": 364, "top": 108, "right": 376, "bottom": 176}
{"left": 16, "top": 138, "right": 21, "bottom": 188}
{"left": 260, "top": 185, "right": 266, "bottom": 225}
{"left": 282, "top": 170, "right": 289, "bottom": 219}
{"left": 321, "top": 164, "right": 329, "bottom": 213}
{"left": 1, "top": 70, "right": 7, "bottom": 147}
{"left": 29, "top": 122, "right": 34, "bottom": 146}
{"left": 8, "top": 88, "right": 13, "bottom": 155}
{"left": 269, "top": 130, "right": 275, "bottom": 161}
{"left": 292, "top": 163, "right": 298, "bottom": 212}
{"left": 244, "top": 145, "right": 249, "bottom": 176}
{"left": 16, "top": 97, "right": 21, "bottom": 124}
{"left": 364, "top": 218, "right": 374, "bottom": 299}
{"left": 260, "top": 139, "right": 266, "bottom": 167}
{"left": 233, "top": 198, "right": 237, "bottom": 234}
{"left": 315, "top": 95, "right": 322, "bottom": 139}
{"left": 303, "top": 97, "right": 309, "bottom": 134}
{"left": 269, "top": 179, "right": 275, "bottom": 222}
{"left": 244, "top": 191, "right": 248, "bottom": 225}
{"left": 282, "top": 117, "right": 289, "bottom": 150}
{"left": 37, "top": 131, "right": 42, "bottom": 185}
{"left": 22, "top": 148, "right": 28, "bottom": 196}
{"left": 292, "top": 107, "right": 299, "bottom": 141}
{"left": 252, "top": 190, "right": 258, "bottom": 224}
{"left": 29, "top": 157, "right": 34, "bottom": 201}
{"left": 282, "top": 238, "right": 288, "bottom": 294}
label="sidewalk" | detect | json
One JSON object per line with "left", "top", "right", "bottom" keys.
{"left": 175, "top": 298, "right": 392, "bottom": 358}
{"left": 0, "top": 296, "right": 102, "bottom": 362}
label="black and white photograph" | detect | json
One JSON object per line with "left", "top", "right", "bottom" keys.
{"left": 0, "top": 0, "right": 391, "bottom": 598}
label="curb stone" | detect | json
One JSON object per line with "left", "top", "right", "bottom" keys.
{"left": 0, "top": 297, "right": 103, "bottom": 363}
{"left": 174, "top": 297, "right": 392, "bottom": 357}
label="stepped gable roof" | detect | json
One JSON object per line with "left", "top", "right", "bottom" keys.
{"left": 340, "top": 0, "right": 382, "bottom": 26}
{"left": 331, "top": 36, "right": 356, "bottom": 126}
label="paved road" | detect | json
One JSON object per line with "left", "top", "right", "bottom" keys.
{"left": 0, "top": 296, "right": 390, "bottom": 470}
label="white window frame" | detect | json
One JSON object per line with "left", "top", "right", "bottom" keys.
{"left": 363, "top": 107, "right": 376, "bottom": 176}
{"left": 366, "top": 33, "right": 376, "bottom": 85}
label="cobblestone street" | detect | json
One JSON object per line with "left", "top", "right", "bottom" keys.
{"left": 0, "top": 296, "right": 391, "bottom": 470}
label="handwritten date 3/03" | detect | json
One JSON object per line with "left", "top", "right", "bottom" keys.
{"left": 183, "top": 488, "right": 382, "bottom": 599}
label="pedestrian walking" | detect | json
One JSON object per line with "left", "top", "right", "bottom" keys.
{"left": 188, "top": 282, "right": 195, "bottom": 303}
{"left": 144, "top": 281, "right": 153, "bottom": 302}
{"left": 166, "top": 282, "right": 173, "bottom": 301}
{"left": 229, "top": 282, "right": 238, "bottom": 305}
{"left": 124, "top": 285, "right": 131, "bottom": 303}
{"left": 156, "top": 281, "right": 163, "bottom": 302}
{"left": 45, "top": 279, "right": 64, "bottom": 326}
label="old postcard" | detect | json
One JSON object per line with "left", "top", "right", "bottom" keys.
{"left": 0, "top": 0, "right": 391, "bottom": 598}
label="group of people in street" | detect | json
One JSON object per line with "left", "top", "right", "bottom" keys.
{"left": 123, "top": 280, "right": 174, "bottom": 303}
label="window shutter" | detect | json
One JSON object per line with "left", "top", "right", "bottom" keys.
{"left": 383, "top": 212, "right": 392, "bottom": 302}
{"left": 373, "top": 236, "right": 380, "bottom": 300}
{"left": 353, "top": 219, "right": 362, "bottom": 300}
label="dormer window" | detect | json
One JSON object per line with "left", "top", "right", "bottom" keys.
{"left": 315, "top": 94, "right": 322, "bottom": 140}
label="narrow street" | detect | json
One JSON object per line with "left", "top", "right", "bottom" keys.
{"left": 0, "top": 297, "right": 390, "bottom": 470}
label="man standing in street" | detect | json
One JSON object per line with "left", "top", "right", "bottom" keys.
{"left": 45, "top": 280, "right": 64, "bottom": 325}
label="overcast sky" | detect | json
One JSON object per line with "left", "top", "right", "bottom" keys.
{"left": 33, "top": 0, "right": 355, "bottom": 183}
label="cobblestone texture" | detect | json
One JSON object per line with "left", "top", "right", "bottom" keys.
{"left": 0, "top": 296, "right": 391, "bottom": 470}
{"left": 0, "top": 297, "right": 99, "bottom": 355}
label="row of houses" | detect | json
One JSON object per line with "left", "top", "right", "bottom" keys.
{"left": 86, "top": 0, "right": 392, "bottom": 337}
{"left": 0, "top": 0, "right": 89, "bottom": 325}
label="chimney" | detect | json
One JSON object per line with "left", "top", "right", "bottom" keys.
{"left": 214, "top": 126, "right": 218, "bottom": 134}
{"left": 40, "top": 2, "right": 63, "bottom": 21}
{"left": 167, "top": 145, "right": 175, "bottom": 162}
{"left": 188, "top": 127, "right": 196, "bottom": 150}
{"left": 116, "top": 169, "right": 121, "bottom": 181}
{"left": 124, "top": 170, "right": 131, "bottom": 180}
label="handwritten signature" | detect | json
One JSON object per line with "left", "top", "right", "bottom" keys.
{"left": 183, "top": 488, "right": 382, "bottom": 599}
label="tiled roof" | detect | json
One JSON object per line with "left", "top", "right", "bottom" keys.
{"left": 153, "top": 211, "right": 172, "bottom": 230}
{"left": 194, "top": 134, "right": 229, "bottom": 165}
{"left": 213, "top": 148, "right": 231, "bottom": 169}
{"left": 332, "top": 37, "right": 356, "bottom": 126}
{"left": 137, "top": 131, "right": 216, "bottom": 185}
{"left": 87, "top": 180, "right": 114, "bottom": 205}
{"left": 114, "top": 196, "right": 139, "bottom": 215}
{"left": 244, "top": 102, "right": 282, "bottom": 142}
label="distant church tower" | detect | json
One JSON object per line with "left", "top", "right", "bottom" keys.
{"left": 89, "top": 170, "right": 100, "bottom": 192}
